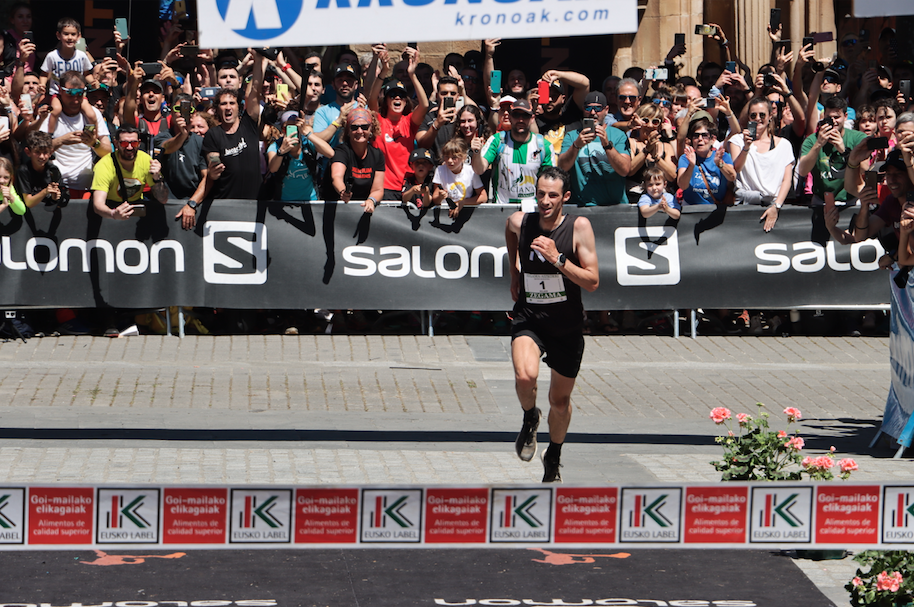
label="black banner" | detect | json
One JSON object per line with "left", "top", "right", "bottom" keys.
{"left": 0, "top": 201, "right": 889, "bottom": 310}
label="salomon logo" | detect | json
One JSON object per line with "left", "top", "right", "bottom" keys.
{"left": 614, "top": 227, "right": 681, "bottom": 286}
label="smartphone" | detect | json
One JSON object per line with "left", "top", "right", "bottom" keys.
{"left": 697, "top": 98, "right": 708, "bottom": 108}
{"left": 285, "top": 125, "right": 298, "bottom": 138}
{"left": 174, "top": 0, "right": 187, "bottom": 18}
{"left": 775, "top": 40, "right": 792, "bottom": 52}
{"left": 748, "top": 121, "right": 757, "bottom": 139}
{"left": 643, "top": 68, "right": 654, "bottom": 80}
{"left": 76, "top": 38, "right": 86, "bottom": 52}
{"left": 489, "top": 69, "right": 502, "bottom": 94}
{"left": 153, "top": 147, "right": 163, "bottom": 160}
{"left": 725, "top": 61, "right": 736, "bottom": 73}
{"left": 537, "top": 80, "right": 550, "bottom": 105}
{"left": 0, "top": 116, "right": 9, "bottom": 133}
{"left": 200, "top": 86, "right": 219, "bottom": 99}
{"left": 131, "top": 204, "right": 147, "bottom": 218}
{"left": 183, "top": 45, "right": 199, "bottom": 58}
{"left": 407, "top": 42, "right": 418, "bottom": 49}
{"left": 442, "top": 95, "right": 456, "bottom": 111}
{"left": 867, "top": 136, "right": 889, "bottom": 150}
{"left": 344, "top": 174, "right": 354, "bottom": 195}
{"left": 802, "top": 36, "right": 814, "bottom": 49}
{"left": 813, "top": 32, "right": 834, "bottom": 44}
{"left": 652, "top": 67, "right": 669, "bottom": 80}
{"left": 864, "top": 171, "right": 879, "bottom": 191}
{"left": 140, "top": 62, "right": 162, "bottom": 76}
{"left": 207, "top": 152, "right": 221, "bottom": 167}
{"left": 23, "top": 30, "right": 33, "bottom": 41}
{"left": 695, "top": 24, "right": 717, "bottom": 36}
{"left": 675, "top": 33, "right": 685, "bottom": 45}
{"left": 256, "top": 47, "right": 279, "bottom": 61}
{"left": 476, "top": 122, "right": 485, "bottom": 138}
{"left": 180, "top": 99, "right": 191, "bottom": 122}
{"left": 83, "top": 124, "right": 95, "bottom": 134}
{"left": 115, "top": 18, "right": 128, "bottom": 39}
{"left": 770, "top": 8, "right": 781, "bottom": 32}
{"left": 276, "top": 83, "right": 289, "bottom": 100}
{"left": 19, "top": 93, "right": 32, "bottom": 113}
{"left": 583, "top": 118, "right": 595, "bottom": 133}
{"left": 901, "top": 80, "right": 911, "bottom": 101}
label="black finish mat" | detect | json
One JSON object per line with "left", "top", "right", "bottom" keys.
{"left": 0, "top": 548, "right": 835, "bottom": 607}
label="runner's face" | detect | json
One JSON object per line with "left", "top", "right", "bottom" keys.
{"left": 536, "top": 177, "right": 568, "bottom": 219}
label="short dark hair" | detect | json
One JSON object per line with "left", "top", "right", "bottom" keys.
{"left": 216, "top": 87, "right": 242, "bottom": 105}
{"left": 437, "top": 75, "right": 459, "bottom": 91}
{"left": 823, "top": 95, "right": 848, "bottom": 113}
{"left": 25, "top": 131, "right": 53, "bottom": 153}
{"left": 60, "top": 70, "right": 85, "bottom": 88}
{"left": 538, "top": 167, "right": 571, "bottom": 195}
{"left": 116, "top": 125, "right": 139, "bottom": 140}
{"left": 57, "top": 17, "right": 80, "bottom": 34}
{"left": 687, "top": 117, "right": 718, "bottom": 140}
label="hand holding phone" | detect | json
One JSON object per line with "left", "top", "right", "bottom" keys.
{"left": 769, "top": 8, "right": 781, "bottom": 32}
{"left": 537, "top": 80, "right": 550, "bottom": 105}
{"left": 489, "top": 70, "right": 502, "bottom": 94}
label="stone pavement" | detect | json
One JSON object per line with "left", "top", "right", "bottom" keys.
{"left": 0, "top": 334, "right": 905, "bottom": 606}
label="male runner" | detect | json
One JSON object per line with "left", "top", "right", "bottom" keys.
{"left": 505, "top": 166, "right": 599, "bottom": 482}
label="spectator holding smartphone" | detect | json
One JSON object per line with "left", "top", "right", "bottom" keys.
{"left": 90, "top": 125, "right": 167, "bottom": 220}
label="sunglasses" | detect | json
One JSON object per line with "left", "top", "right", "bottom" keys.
{"left": 691, "top": 132, "right": 711, "bottom": 140}
{"left": 585, "top": 105, "right": 604, "bottom": 113}
{"left": 652, "top": 98, "right": 671, "bottom": 108}
{"left": 511, "top": 112, "right": 531, "bottom": 119}
{"left": 646, "top": 118, "right": 661, "bottom": 125}
{"left": 749, "top": 112, "right": 767, "bottom": 119}
{"left": 463, "top": 76, "right": 479, "bottom": 82}
{"left": 350, "top": 123, "right": 371, "bottom": 131}
{"left": 118, "top": 140, "right": 141, "bottom": 149}
{"left": 172, "top": 104, "right": 196, "bottom": 114}
{"left": 619, "top": 94, "right": 639, "bottom": 102}
{"left": 305, "top": 63, "right": 320, "bottom": 71}
{"left": 61, "top": 87, "right": 84, "bottom": 96}
{"left": 842, "top": 39, "right": 858, "bottom": 47}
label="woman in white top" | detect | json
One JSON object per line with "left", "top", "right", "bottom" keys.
{"left": 727, "top": 97, "right": 795, "bottom": 232}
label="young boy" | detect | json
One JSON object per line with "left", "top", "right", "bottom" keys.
{"left": 402, "top": 148, "right": 435, "bottom": 208}
{"left": 432, "top": 138, "right": 486, "bottom": 218}
{"left": 637, "top": 165, "right": 680, "bottom": 219}
{"left": 18, "top": 130, "right": 68, "bottom": 210}
{"left": 40, "top": 17, "right": 95, "bottom": 134}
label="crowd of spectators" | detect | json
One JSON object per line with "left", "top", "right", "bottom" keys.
{"left": 0, "top": 2, "right": 912, "bottom": 337}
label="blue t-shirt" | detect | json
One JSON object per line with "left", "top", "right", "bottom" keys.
{"left": 677, "top": 151, "right": 733, "bottom": 205}
{"left": 267, "top": 138, "right": 319, "bottom": 201}
{"left": 638, "top": 191, "right": 680, "bottom": 210}
{"left": 560, "top": 123, "right": 631, "bottom": 206}
{"left": 314, "top": 101, "right": 344, "bottom": 149}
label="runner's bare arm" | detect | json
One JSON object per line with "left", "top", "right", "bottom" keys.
{"left": 505, "top": 211, "right": 524, "bottom": 301}
{"left": 542, "top": 216, "right": 599, "bottom": 292}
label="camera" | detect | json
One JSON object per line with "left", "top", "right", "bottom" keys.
{"left": 763, "top": 72, "right": 778, "bottom": 87}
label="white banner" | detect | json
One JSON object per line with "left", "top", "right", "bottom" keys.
{"left": 198, "top": 0, "right": 638, "bottom": 48}
{"left": 854, "top": 0, "right": 914, "bottom": 17}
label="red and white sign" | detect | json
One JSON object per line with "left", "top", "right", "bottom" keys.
{"left": 27, "top": 487, "right": 93, "bottom": 544}
{"left": 163, "top": 488, "right": 228, "bottom": 544}
{"left": 425, "top": 488, "right": 488, "bottom": 543}
{"left": 554, "top": 488, "right": 618, "bottom": 543}
{"left": 684, "top": 486, "right": 748, "bottom": 544}
{"left": 814, "top": 486, "right": 879, "bottom": 544}
{"left": 295, "top": 489, "right": 358, "bottom": 543}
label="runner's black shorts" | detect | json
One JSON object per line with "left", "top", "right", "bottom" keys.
{"left": 510, "top": 317, "right": 585, "bottom": 379}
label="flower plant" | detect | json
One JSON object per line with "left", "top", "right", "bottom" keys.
{"left": 847, "top": 550, "right": 914, "bottom": 606}
{"left": 709, "top": 403, "right": 857, "bottom": 481}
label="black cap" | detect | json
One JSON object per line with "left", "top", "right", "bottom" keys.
{"left": 384, "top": 79, "right": 408, "bottom": 96}
{"left": 333, "top": 63, "right": 358, "bottom": 80}
{"left": 140, "top": 79, "right": 164, "bottom": 92}
{"left": 550, "top": 81, "right": 566, "bottom": 96}
{"left": 511, "top": 98, "right": 534, "bottom": 115}
{"left": 409, "top": 148, "right": 433, "bottom": 164}
{"left": 884, "top": 149, "right": 907, "bottom": 172}
{"left": 584, "top": 91, "right": 607, "bottom": 108}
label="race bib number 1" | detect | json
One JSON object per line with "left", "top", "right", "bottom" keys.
{"left": 524, "top": 273, "right": 567, "bottom": 304}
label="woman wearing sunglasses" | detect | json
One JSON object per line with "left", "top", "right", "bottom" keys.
{"left": 726, "top": 97, "right": 795, "bottom": 231}
{"left": 676, "top": 116, "right": 736, "bottom": 205}
{"left": 627, "top": 104, "right": 676, "bottom": 200}
{"left": 327, "top": 108, "right": 385, "bottom": 214}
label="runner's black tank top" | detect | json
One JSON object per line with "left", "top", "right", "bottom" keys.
{"left": 514, "top": 212, "right": 584, "bottom": 334}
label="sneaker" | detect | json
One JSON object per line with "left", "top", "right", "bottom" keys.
{"left": 515, "top": 407, "right": 541, "bottom": 462}
{"left": 57, "top": 318, "right": 93, "bottom": 335}
{"left": 542, "top": 451, "right": 563, "bottom": 483}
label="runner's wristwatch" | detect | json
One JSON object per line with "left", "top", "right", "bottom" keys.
{"left": 187, "top": 200, "right": 199, "bottom": 211}
{"left": 553, "top": 253, "right": 566, "bottom": 268}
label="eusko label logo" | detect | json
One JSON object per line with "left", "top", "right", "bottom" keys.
{"left": 360, "top": 489, "right": 422, "bottom": 542}
{"left": 489, "top": 488, "right": 551, "bottom": 542}
{"left": 883, "top": 487, "right": 914, "bottom": 542}
{"left": 0, "top": 489, "right": 25, "bottom": 543}
{"left": 750, "top": 487, "right": 812, "bottom": 543}
{"left": 230, "top": 490, "right": 291, "bottom": 543}
{"left": 614, "top": 227, "right": 681, "bottom": 286}
{"left": 620, "top": 488, "right": 681, "bottom": 542}
{"left": 215, "top": 0, "right": 304, "bottom": 40}
{"left": 97, "top": 489, "right": 161, "bottom": 543}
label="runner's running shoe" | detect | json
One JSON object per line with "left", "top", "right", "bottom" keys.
{"left": 515, "top": 407, "right": 541, "bottom": 461}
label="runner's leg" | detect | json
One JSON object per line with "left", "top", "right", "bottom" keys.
{"left": 512, "top": 335, "right": 541, "bottom": 412}
{"left": 546, "top": 369, "right": 576, "bottom": 444}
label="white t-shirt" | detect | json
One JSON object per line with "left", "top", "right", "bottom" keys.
{"left": 433, "top": 163, "right": 483, "bottom": 202}
{"left": 41, "top": 107, "right": 110, "bottom": 190}
{"left": 730, "top": 134, "right": 795, "bottom": 199}
{"left": 40, "top": 49, "right": 92, "bottom": 95}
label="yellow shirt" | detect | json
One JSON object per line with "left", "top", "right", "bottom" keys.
{"left": 90, "top": 151, "right": 154, "bottom": 203}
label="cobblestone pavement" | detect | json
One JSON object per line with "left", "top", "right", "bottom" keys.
{"left": 0, "top": 334, "right": 902, "bottom": 606}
